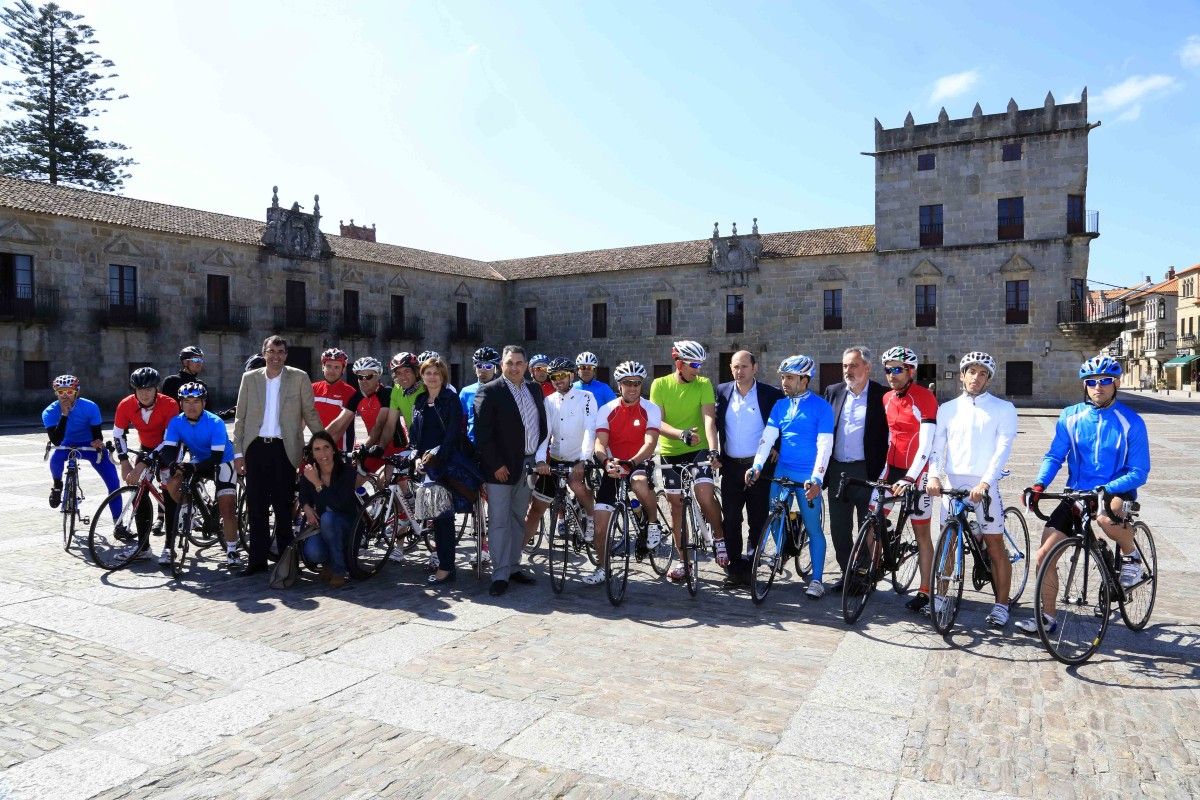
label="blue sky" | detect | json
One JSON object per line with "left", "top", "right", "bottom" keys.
{"left": 28, "top": 1, "right": 1200, "bottom": 287}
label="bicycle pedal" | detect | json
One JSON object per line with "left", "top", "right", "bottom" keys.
{"left": 79, "top": 516, "right": 91, "bottom": 525}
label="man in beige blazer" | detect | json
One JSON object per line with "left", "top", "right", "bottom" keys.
{"left": 233, "top": 335, "right": 324, "bottom": 575}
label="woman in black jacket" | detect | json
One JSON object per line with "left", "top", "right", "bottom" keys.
{"left": 410, "top": 356, "right": 465, "bottom": 585}
{"left": 298, "top": 430, "right": 358, "bottom": 588}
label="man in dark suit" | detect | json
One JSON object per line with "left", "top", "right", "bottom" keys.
{"left": 475, "top": 345, "right": 548, "bottom": 596}
{"left": 715, "top": 350, "right": 784, "bottom": 585}
{"left": 822, "top": 345, "right": 889, "bottom": 588}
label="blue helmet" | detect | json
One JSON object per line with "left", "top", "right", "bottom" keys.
{"left": 529, "top": 353, "right": 551, "bottom": 368}
{"left": 778, "top": 355, "right": 815, "bottom": 377}
{"left": 1079, "top": 355, "right": 1122, "bottom": 380}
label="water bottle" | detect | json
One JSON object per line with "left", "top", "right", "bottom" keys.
{"left": 355, "top": 485, "right": 369, "bottom": 504}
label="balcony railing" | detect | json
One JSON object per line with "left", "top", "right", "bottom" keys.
{"left": 1005, "top": 307, "right": 1029, "bottom": 325}
{"left": 272, "top": 306, "right": 330, "bottom": 333}
{"left": 1179, "top": 334, "right": 1196, "bottom": 348}
{"left": 1067, "top": 209, "right": 1100, "bottom": 236}
{"left": 448, "top": 321, "right": 484, "bottom": 343}
{"left": 919, "top": 223, "right": 943, "bottom": 247}
{"left": 915, "top": 311, "right": 937, "bottom": 328}
{"left": 997, "top": 217, "right": 1024, "bottom": 241}
{"left": 335, "top": 312, "right": 377, "bottom": 339}
{"left": 1057, "top": 298, "right": 1126, "bottom": 325}
{"left": 196, "top": 303, "right": 250, "bottom": 333}
{"left": 383, "top": 316, "right": 423, "bottom": 341}
{"left": 0, "top": 285, "right": 59, "bottom": 324}
{"left": 823, "top": 315, "right": 843, "bottom": 331}
{"left": 95, "top": 295, "right": 159, "bottom": 329}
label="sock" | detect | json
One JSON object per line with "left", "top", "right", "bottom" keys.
{"left": 226, "top": 542, "right": 237, "bottom": 554}
{"left": 918, "top": 584, "right": 929, "bottom": 596}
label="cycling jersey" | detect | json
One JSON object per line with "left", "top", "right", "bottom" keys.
{"left": 649, "top": 373, "right": 715, "bottom": 457}
{"left": 596, "top": 397, "right": 661, "bottom": 462}
{"left": 313, "top": 379, "right": 360, "bottom": 449}
{"left": 883, "top": 383, "right": 938, "bottom": 480}
{"left": 1035, "top": 400, "right": 1149, "bottom": 495}
{"left": 573, "top": 378, "right": 617, "bottom": 408}
{"left": 754, "top": 392, "right": 835, "bottom": 485}
{"left": 459, "top": 381, "right": 486, "bottom": 443}
{"left": 388, "top": 382, "right": 427, "bottom": 429}
{"left": 42, "top": 397, "right": 103, "bottom": 447}
{"left": 352, "top": 385, "right": 391, "bottom": 434}
{"left": 536, "top": 387, "right": 597, "bottom": 463}
{"left": 928, "top": 392, "right": 1017, "bottom": 489}
{"left": 538, "top": 380, "right": 554, "bottom": 398}
{"left": 162, "top": 411, "right": 234, "bottom": 467}
{"left": 112, "top": 393, "right": 179, "bottom": 456}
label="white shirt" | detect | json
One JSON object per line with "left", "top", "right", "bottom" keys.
{"left": 833, "top": 384, "right": 868, "bottom": 462}
{"left": 928, "top": 391, "right": 1017, "bottom": 487}
{"left": 536, "top": 387, "right": 597, "bottom": 463}
{"left": 724, "top": 382, "right": 764, "bottom": 458}
{"left": 258, "top": 372, "right": 283, "bottom": 438}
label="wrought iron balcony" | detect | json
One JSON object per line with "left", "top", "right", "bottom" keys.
{"left": 823, "top": 315, "right": 843, "bottom": 331}
{"left": 335, "top": 312, "right": 377, "bottom": 339}
{"left": 0, "top": 285, "right": 59, "bottom": 324}
{"left": 1057, "top": 297, "right": 1127, "bottom": 350}
{"left": 196, "top": 304, "right": 250, "bottom": 333}
{"left": 272, "top": 306, "right": 330, "bottom": 333}
{"left": 915, "top": 311, "right": 937, "bottom": 328}
{"left": 448, "top": 321, "right": 483, "bottom": 343}
{"left": 1067, "top": 209, "right": 1100, "bottom": 236}
{"left": 95, "top": 295, "right": 159, "bottom": 330}
{"left": 1179, "top": 334, "right": 1196, "bottom": 348}
{"left": 997, "top": 217, "right": 1024, "bottom": 241}
{"left": 919, "top": 223, "right": 943, "bottom": 247}
{"left": 383, "top": 316, "right": 423, "bottom": 341}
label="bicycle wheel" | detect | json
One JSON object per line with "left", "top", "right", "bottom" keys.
{"left": 1002, "top": 507, "right": 1031, "bottom": 606}
{"left": 750, "top": 509, "right": 784, "bottom": 605}
{"left": 170, "top": 504, "right": 193, "bottom": 579}
{"left": 347, "top": 493, "right": 394, "bottom": 579}
{"left": 605, "top": 505, "right": 631, "bottom": 606}
{"left": 470, "top": 499, "right": 486, "bottom": 580}
{"left": 550, "top": 499, "right": 570, "bottom": 594}
{"left": 524, "top": 506, "right": 547, "bottom": 556}
{"left": 683, "top": 507, "right": 699, "bottom": 597}
{"left": 930, "top": 521, "right": 965, "bottom": 635}
{"left": 1119, "top": 522, "right": 1157, "bottom": 631}
{"left": 62, "top": 473, "right": 78, "bottom": 551}
{"left": 792, "top": 515, "right": 812, "bottom": 582}
{"left": 1035, "top": 536, "right": 1110, "bottom": 665}
{"left": 646, "top": 490, "right": 674, "bottom": 576}
{"left": 88, "top": 486, "right": 153, "bottom": 570}
{"left": 843, "top": 518, "right": 883, "bottom": 624}
{"left": 890, "top": 516, "right": 920, "bottom": 594}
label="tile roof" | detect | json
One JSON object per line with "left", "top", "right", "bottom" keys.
{"left": 1126, "top": 278, "right": 1179, "bottom": 301}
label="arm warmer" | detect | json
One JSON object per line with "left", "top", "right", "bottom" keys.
{"left": 753, "top": 426, "right": 780, "bottom": 471}
{"left": 811, "top": 432, "right": 833, "bottom": 486}
{"left": 47, "top": 416, "right": 68, "bottom": 446}
{"left": 905, "top": 422, "right": 936, "bottom": 482}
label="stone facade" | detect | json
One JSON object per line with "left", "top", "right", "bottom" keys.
{"left": 1167, "top": 264, "right": 1200, "bottom": 390}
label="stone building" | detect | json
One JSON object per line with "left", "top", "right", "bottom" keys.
{"left": 0, "top": 92, "right": 1114, "bottom": 413}
{"left": 1119, "top": 272, "right": 1178, "bottom": 389}
{"left": 1165, "top": 263, "right": 1200, "bottom": 390}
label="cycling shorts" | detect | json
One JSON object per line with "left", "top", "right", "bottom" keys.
{"left": 595, "top": 464, "right": 654, "bottom": 511}
{"left": 1046, "top": 490, "right": 1135, "bottom": 536}
{"left": 196, "top": 462, "right": 237, "bottom": 498}
{"left": 532, "top": 458, "right": 577, "bottom": 504}
{"left": 661, "top": 453, "right": 714, "bottom": 494}
{"left": 885, "top": 465, "right": 932, "bottom": 523}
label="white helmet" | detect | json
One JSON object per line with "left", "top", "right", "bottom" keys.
{"left": 672, "top": 340, "right": 707, "bottom": 362}
{"left": 960, "top": 351, "right": 996, "bottom": 378}
{"left": 575, "top": 351, "right": 599, "bottom": 367}
{"left": 352, "top": 356, "right": 382, "bottom": 375}
{"left": 778, "top": 355, "right": 815, "bottom": 377}
{"left": 881, "top": 346, "right": 919, "bottom": 368}
{"left": 613, "top": 361, "right": 647, "bottom": 382}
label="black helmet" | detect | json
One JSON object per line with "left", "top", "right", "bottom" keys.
{"left": 244, "top": 354, "right": 266, "bottom": 371}
{"left": 547, "top": 357, "right": 575, "bottom": 375}
{"left": 179, "top": 345, "right": 204, "bottom": 361}
{"left": 130, "top": 367, "right": 160, "bottom": 389}
{"left": 473, "top": 346, "right": 500, "bottom": 364}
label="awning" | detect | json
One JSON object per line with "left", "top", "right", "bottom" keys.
{"left": 1163, "top": 354, "right": 1200, "bottom": 368}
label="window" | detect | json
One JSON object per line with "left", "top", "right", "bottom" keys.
{"left": 1067, "top": 194, "right": 1085, "bottom": 234}
{"left": 391, "top": 294, "right": 405, "bottom": 328}
{"left": 23, "top": 360, "right": 49, "bottom": 391}
{"left": 726, "top": 294, "right": 744, "bottom": 334}
{"left": 524, "top": 307, "right": 538, "bottom": 341}
{"left": 998, "top": 197, "right": 1024, "bottom": 240}
{"left": 1159, "top": 301, "right": 1166, "bottom": 320}
{"left": 917, "top": 364, "right": 937, "bottom": 396}
{"left": 917, "top": 153, "right": 935, "bottom": 171}
{"left": 1005, "top": 280, "right": 1029, "bottom": 324}
{"left": 343, "top": 289, "right": 360, "bottom": 331}
{"left": 915, "top": 285, "right": 937, "bottom": 327}
{"left": 1070, "top": 278, "right": 1086, "bottom": 305}
{"left": 919, "top": 204, "right": 943, "bottom": 247}
{"left": 285, "top": 280, "right": 307, "bottom": 328}
{"left": 823, "top": 289, "right": 843, "bottom": 330}
{"left": 456, "top": 302, "right": 468, "bottom": 337}
{"left": 595, "top": 366, "right": 611, "bottom": 384}
{"left": 286, "top": 346, "right": 312, "bottom": 375}
{"left": 718, "top": 352, "right": 736, "bottom": 384}
{"left": 818, "top": 363, "right": 842, "bottom": 393}
{"left": 656, "top": 298, "right": 672, "bottom": 336}
{"left": 450, "top": 363, "right": 461, "bottom": 388}
{"left": 592, "top": 302, "right": 607, "bottom": 338}
{"left": 0, "top": 253, "right": 33, "bottom": 312}
{"left": 109, "top": 264, "right": 137, "bottom": 308}
{"left": 206, "top": 274, "right": 230, "bottom": 326}
{"left": 1002, "top": 142, "right": 1022, "bottom": 161}
{"left": 1158, "top": 332, "right": 1166, "bottom": 350}
{"left": 1006, "top": 361, "right": 1033, "bottom": 396}
{"left": 128, "top": 361, "right": 152, "bottom": 376}
{"left": 652, "top": 364, "right": 673, "bottom": 378}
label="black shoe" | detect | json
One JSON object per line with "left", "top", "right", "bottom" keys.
{"left": 427, "top": 571, "right": 456, "bottom": 585}
{"left": 489, "top": 579, "right": 509, "bottom": 596}
{"left": 49, "top": 486, "right": 61, "bottom": 509}
{"left": 905, "top": 592, "right": 929, "bottom": 613}
{"left": 236, "top": 563, "right": 269, "bottom": 577}
{"left": 152, "top": 520, "right": 164, "bottom": 537}
{"left": 828, "top": 577, "right": 846, "bottom": 593}
{"left": 509, "top": 571, "right": 535, "bottom": 585}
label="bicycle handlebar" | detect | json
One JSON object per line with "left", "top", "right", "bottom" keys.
{"left": 770, "top": 476, "right": 816, "bottom": 508}
{"left": 1023, "top": 488, "right": 1107, "bottom": 523}
{"left": 942, "top": 487, "right": 993, "bottom": 523}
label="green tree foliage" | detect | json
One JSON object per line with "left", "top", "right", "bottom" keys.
{"left": 0, "top": 1, "right": 133, "bottom": 190}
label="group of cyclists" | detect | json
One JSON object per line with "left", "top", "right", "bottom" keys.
{"left": 41, "top": 335, "right": 1152, "bottom": 635}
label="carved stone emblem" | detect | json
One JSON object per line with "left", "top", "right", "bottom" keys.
{"left": 709, "top": 219, "right": 762, "bottom": 287}
{"left": 262, "top": 186, "right": 330, "bottom": 260}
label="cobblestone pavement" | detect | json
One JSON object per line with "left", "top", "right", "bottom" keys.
{"left": 1, "top": 397, "right": 1197, "bottom": 799}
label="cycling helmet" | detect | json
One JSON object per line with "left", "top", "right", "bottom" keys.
{"left": 472, "top": 346, "right": 500, "bottom": 365}
{"left": 129, "top": 367, "right": 160, "bottom": 389}
{"left": 778, "top": 355, "right": 815, "bottom": 377}
{"left": 547, "top": 357, "right": 575, "bottom": 375}
{"left": 1079, "top": 355, "right": 1123, "bottom": 380}
{"left": 177, "top": 381, "right": 208, "bottom": 400}
{"left": 613, "top": 361, "right": 648, "bottom": 381}
{"left": 671, "top": 340, "right": 707, "bottom": 362}
{"left": 178, "top": 345, "right": 204, "bottom": 361}
{"left": 529, "top": 353, "right": 551, "bottom": 368}
{"left": 959, "top": 351, "right": 996, "bottom": 378}
{"left": 352, "top": 356, "right": 383, "bottom": 375}
{"left": 390, "top": 352, "right": 419, "bottom": 371}
{"left": 321, "top": 348, "right": 348, "bottom": 365}
{"left": 52, "top": 374, "right": 80, "bottom": 391}
{"left": 575, "top": 351, "right": 599, "bottom": 368}
{"left": 417, "top": 350, "right": 441, "bottom": 364}
{"left": 244, "top": 354, "right": 266, "bottom": 371}
{"left": 881, "top": 346, "right": 919, "bottom": 368}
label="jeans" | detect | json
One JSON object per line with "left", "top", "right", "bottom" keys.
{"left": 301, "top": 508, "right": 354, "bottom": 577}
{"left": 432, "top": 510, "right": 457, "bottom": 575}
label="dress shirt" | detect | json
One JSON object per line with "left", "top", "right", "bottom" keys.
{"left": 505, "top": 377, "right": 540, "bottom": 456}
{"left": 724, "top": 383, "right": 763, "bottom": 458}
{"left": 833, "top": 384, "right": 867, "bottom": 462}
{"left": 258, "top": 372, "right": 283, "bottom": 438}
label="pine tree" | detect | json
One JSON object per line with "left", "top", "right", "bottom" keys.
{"left": 0, "top": 0, "right": 133, "bottom": 190}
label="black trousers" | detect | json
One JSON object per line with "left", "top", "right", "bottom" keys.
{"left": 826, "top": 459, "right": 871, "bottom": 572}
{"left": 721, "top": 456, "right": 771, "bottom": 564}
{"left": 245, "top": 438, "right": 296, "bottom": 567}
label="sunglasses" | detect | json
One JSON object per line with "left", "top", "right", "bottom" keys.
{"left": 185, "top": 357, "right": 204, "bottom": 364}
{"left": 550, "top": 372, "right": 573, "bottom": 381}
{"left": 1084, "top": 377, "right": 1116, "bottom": 388}
{"left": 54, "top": 387, "right": 77, "bottom": 396}
{"left": 683, "top": 361, "right": 704, "bottom": 370}
{"left": 473, "top": 362, "right": 497, "bottom": 370}
{"left": 355, "top": 373, "right": 379, "bottom": 380}
{"left": 883, "top": 366, "right": 907, "bottom": 376}
{"left": 620, "top": 379, "right": 643, "bottom": 387}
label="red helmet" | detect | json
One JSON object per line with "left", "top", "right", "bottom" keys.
{"left": 390, "top": 351, "right": 418, "bottom": 371}
{"left": 321, "top": 348, "right": 348, "bottom": 365}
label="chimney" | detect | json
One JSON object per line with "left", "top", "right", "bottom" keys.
{"left": 1146, "top": 275, "right": 1151, "bottom": 284}
{"left": 339, "top": 219, "right": 376, "bottom": 242}
{"left": 1167, "top": 266, "right": 1176, "bottom": 279}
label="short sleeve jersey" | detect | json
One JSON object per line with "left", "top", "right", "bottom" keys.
{"left": 596, "top": 397, "right": 661, "bottom": 462}
{"left": 459, "top": 381, "right": 484, "bottom": 443}
{"left": 539, "top": 381, "right": 555, "bottom": 398}
{"left": 388, "top": 382, "right": 428, "bottom": 429}
{"left": 573, "top": 378, "right": 617, "bottom": 408}
{"left": 352, "top": 386, "right": 391, "bottom": 435}
{"left": 883, "top": 384, "right": 938, "bottom": 471}
{"left": 649, "top": 374, "right": 716, "bottom": 457}
{"left": 163, "top": 410, "right": 234, "bottom": 464}
{"left": 42, "top": 397, "right": 102, "bottom": 447}
{"left": 767, "top": 393, "right": 835, "bottom": 477}
{"left": 113, "top": 393, "right": 180, "bottom": 450}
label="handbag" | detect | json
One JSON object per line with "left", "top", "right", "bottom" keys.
{"left": 425, "top": 402, "right": 483, "bottom": 507}
{"left": 269, "top": 523, "right": 321, "bottom": 589}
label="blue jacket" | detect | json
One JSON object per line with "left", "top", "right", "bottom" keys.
{"left": 1036, "top": 400, "right": 1150, "bottom": 495}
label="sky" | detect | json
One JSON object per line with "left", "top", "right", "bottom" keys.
{"left": 9, "top": 1, "right": 1200, "bottom": 288}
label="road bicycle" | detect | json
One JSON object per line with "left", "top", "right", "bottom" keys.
{"left": 837, "top": 476, "right": 920, "bottom": 623}
{"left": 45, "top": 442, "right": 115, "bottom": 553}
{"left": 88, "top": 450, "right": 168, "bottom": 570}
{"left": 527, "top": 462, "right": 598, "bottom": 594}
{"left": 671, "top": 453, "right": 722, "bottom": 597}
{"left": 749, "top": 477, "right": 815, "bottom": 605}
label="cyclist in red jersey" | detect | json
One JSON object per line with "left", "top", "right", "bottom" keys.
{"left": 879, "top": 346, "right": 939, "bottom": 613}
{"left": 529, "top": 354, "right": 555, "bottom": 397}
{"left": 312, "top": 348, "right": 360, "bottom": 450}
{"left": 343, "top": 356, "right": 407, "bottom": 473}
{"left": 111, "top": 367, "right": 179, "bottom": 557}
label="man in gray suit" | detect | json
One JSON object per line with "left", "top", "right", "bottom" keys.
{"left": 233, "top": 335, "right": 325, "bottom": 576}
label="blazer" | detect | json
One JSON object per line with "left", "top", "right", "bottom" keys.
{"left": 822, "top": 379, "right": 889, "bottom": 479}
{"left": 474, "top": 377, "right": 548, "bottom": 485}
{"left": 233, "top": 366, "right": 325, "bottom": 468}
{"left": 714, "top": 380, "right": 784, "bottom": 454}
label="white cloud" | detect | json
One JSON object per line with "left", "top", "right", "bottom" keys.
{"left": 1091, "top": 74, "right": 1178, "bottom": 116}
{"left": 1181, "top": 35, "right": 1200, "bottom": 69}
{"left": 929, "top": 70, "right": 980, "bottom": 104}
{"left": 1116, "top": 104, "right": 1142, "bottom": 123}
{"left": 466, "top": 44, "right": 480, "bottom": 56}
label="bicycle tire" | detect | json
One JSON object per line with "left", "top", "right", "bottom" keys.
{"left": 646, "top": 490, "right": 673, "bottom": 576}
{"left": 843, "top": 518, "right": 882, "bottom": 624}
{"left": 187, "top": 479, "right": 222, "bottom": 548}
{"left": 792, "top": 516, "right": 812, "bottom": 582}
{"left": 890, "top": 515, "right": 920, "bottom": 594}
{"left": 549, "top": 497, "right": 569, "bottom": 593}
{"left": 1035, "top": 536, "right": 1109, "bottom": 665}
{"left": 470, "top": 498, "right": 486, "bottom": 580}
{"left": 1002, "top": 507, "right": 1031, "bottom": 607}
{"left": 751, "top": 509, "right": 784, "bottom": 605}
{"left": 62, "top": 472, "right": 78, "bottom": 552}
{"left": 684, "top": 505, "right": 699, "bottom": 597}
{"left": 524, "top": 506, "right": 547, "bottom": 556}
{"left": 170, "top": 503, "right": 192, "bottom": 579}
{"left": 88, "top": 485, "right": 155, "bottom": 571}
{"left": 605, "top": 504, "right": 631, "bottom": 606}
{"left": 1119, "top": 521, "right": 1156, "bottom": 631}
{"left": 930, "top": 520, "right": 964, "bottom": 635}
{"left": 347, "top": 492, "right": 394, "bottom": 579}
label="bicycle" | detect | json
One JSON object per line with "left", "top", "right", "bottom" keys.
{"left": 837, "top": 476, "right": 920, "bottom": 623}
{"left": 88, "top": 450, "right": 168, "bottom": 570}
{"left": 526, "top": 462, "right": 598, "bottom": 594}
{"left": 1026, "top": 489, "right": 1157, "bottom": 665}
{"left": 45, "top": 442, "right": 112, "bottom": 553}
{"left": 670, "top": 453, "right": 722, "bottom": 598}
{"left": 749, "top": 477, "right": 815, "bottom": 605}
{"left": 349, "top": 448, "right": 420, "bottom": 579}
{"left": 165, "top": 466, "right": 221, "bottom": 578}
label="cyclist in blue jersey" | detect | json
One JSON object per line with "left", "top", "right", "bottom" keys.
{"left": 745, "top": 355, "right": 835, "bottom": 599}
{"left": 460, "top": 346, "right": 500, "bottom": 443}
{"left": 160, "top": 382, "right": 241, "bottom": 568}
{"left": 573, "top": 351, "right": 617, "bottom": 407}
{"left": 43, "top": 374, "right": 120, "bottom": 517}
{"left": 1016, "top": 355, "right": 1151, "bottom": 633}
